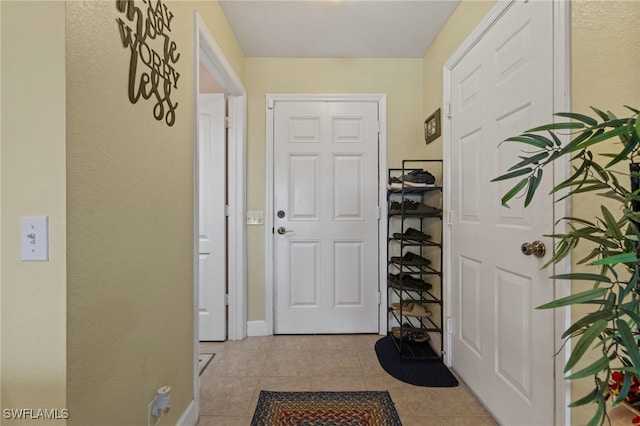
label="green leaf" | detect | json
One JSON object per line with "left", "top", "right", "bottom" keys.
{"left": 507, "top": 151, "right": 550, "bottom": 172}
{"left": 501, "top": 135, "right": 549, "bottom": 149}
{"left": 590, "top": 106, "right": 609, "bottom": 121}
{"left": 565, "top": 356, "right": 609, "bottom": 379}
{"left": 613, "top": 372, "right": 633, "bottom": 405}
{"left": 606, "top": 130, "right": 638, "bottom": 167}
{"left": 526, "top": 122, "right": 585, "bottom": 132}
{"left": 524, "top": 169, "right": 543, "bottom": 207}
{"left": 537, "top": 288, "right": 607, "bottom": 310}
{"left": 500, "top": 178, "right": 528, "bottom": 207}
{"left": 568, "top": 387, "right": 599, "bottom": 407}
{"left": 549, "top": 273, "right": 611, "bottom": 283}
{"left": 564, "top": 319, "right": 607, "bottom": 372}
{"left": 616, "top": 319, "right": 640, "bottom": 367}
{"left": 491, "top": 167, "right": 532, "bottom": 182}
{"left": 601, "top": 205, "right": 624, "bottom": 240}
{"left": 562, "top": 310, "right": 615, "bottom": 339}
{"left": 635, "top": 116, "right": 640, "bottom": 139}
{"left": 555, "top": 112, "right": 598, "bottom": 126}
{"left": 590, "top": 252, "right": 637, "bottom": 265}
{"left": 571, "top": 125, "right": 634, "bottom": 152}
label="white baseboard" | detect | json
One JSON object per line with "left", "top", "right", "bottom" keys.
{"left": 177, "top": 399, "right": 197, "bottom": 426}
{"left": 247, "top": 320, "right": 270, "bottom": 336}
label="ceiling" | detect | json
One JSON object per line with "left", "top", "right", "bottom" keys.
{"left": 218, "top": 0, "right": 461, "bottom": 58}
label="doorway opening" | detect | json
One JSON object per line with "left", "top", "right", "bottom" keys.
{"left": 192, "top": 11, "right": 247, "bottom": 421}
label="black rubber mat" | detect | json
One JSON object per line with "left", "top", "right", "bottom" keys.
{"left": 375, "top": 336, "right": 459, "bottom": 387}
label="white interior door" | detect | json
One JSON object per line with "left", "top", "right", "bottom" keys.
{"left": 449, "top": 1, "right": 555, "bottom": 424}
{"left": 198, "top": 93, "right": 226, "bottom": 341}
{"left": 273, "top": 100, "right": 379, "bottom": 334}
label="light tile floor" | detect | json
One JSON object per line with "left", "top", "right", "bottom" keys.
{"left": 197, "top": 335, "right": 497, "bottom": 425}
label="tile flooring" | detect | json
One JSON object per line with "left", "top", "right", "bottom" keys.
{"left": 197, "top": 334, "right": 496, "bottom": 425}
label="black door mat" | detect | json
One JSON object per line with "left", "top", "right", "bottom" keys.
{"left": 375, "top": 336, "right": 459, "bottom": 387}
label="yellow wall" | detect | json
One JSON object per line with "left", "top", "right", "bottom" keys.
{"left": 570, "top": 1, "right": 640, "bottom": 424}
{"left": 0, "top": 0, "right": 242, "bottom": 424}
{"left": 65, "top": 1, "right": 243, "bottom": 424}
{"left": 421, "top": 0, "right": 495, "bottom": 157}
{"left": 244, "top": 57, "right": 424, "bottom": 320}
{"left": 1, "top": 2, "right": 67, "bottom": 424}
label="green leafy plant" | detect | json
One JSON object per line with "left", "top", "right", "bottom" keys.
{"left": 493, "top": 106, "right": 640, "bottom": 425}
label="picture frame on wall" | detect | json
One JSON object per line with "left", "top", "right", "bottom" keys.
{"left": 424, "top": 108, "right": 441, "bottom": 144}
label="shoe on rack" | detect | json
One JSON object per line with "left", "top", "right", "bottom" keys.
{"left": 392, "top": 324, "right": 431, "bottom": 343}
{"left": 403, "top": 202, "right": 442, "bottom": 217}
{"left": 388, "top": 274, "right": 433, "bottom": 292}
{"left": 390, "top": 302, "right": 432, "bottom": 318}
{"left": 390, "top": 252, "right": 431, "bottom": 266}
{"left": 393, "top": 227, "right": 431, "bottom": 241}
{"left": 403, "top": 169, "right": 436, "bottom": 187}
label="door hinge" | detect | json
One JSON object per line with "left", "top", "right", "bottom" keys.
{"left": 377, "top": 292, "right": 381, "bottom": 305}
{"left": 225, "top": 294, "right": 230, "bottom": 306}
{"left": 267, "top": 98, "right": 275, "bottom": 110}
{"left": 445, "top": 102, "right": 452, "bottom": 119}
{"left": 376, "top": 206, "right": 381, "bottom": 220}
{"left": 225, "top": 205, "right": 231, "bottom": 217}
{"left": 447, "top": 317, "right": 452, "bottom": 334}
{"left": 224, "top": 116, "right": 231, "bottom": 128}
{"left": 377, "top": 120, "right": 381, "bottom": 134}
{"left": 447, "top": 210, "right": 453, "bottom": 226}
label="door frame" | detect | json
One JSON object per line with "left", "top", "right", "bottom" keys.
{"left": 442, "top": 1, "right": 571, "bottom": 424}
{"left": 190, "top": 11, "right": 247, "bottom": 424}
{"left": 264, "top": 93, "right": 387, "bottom": 336}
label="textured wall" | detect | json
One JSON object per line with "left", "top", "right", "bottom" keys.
{"left": 65, "top": 1, "right": 243, "bottom": 424}
{"left": 421, "top": 0, "right": 495, "bottom": 158}
{"left": 1, "top": 2, "right": 67, "bottom": 424}
{"left": 570, "top": 1, "right": 640, "bottom": 424}
{"left": 244, "top": 57, "right": 424, "bottom": 321}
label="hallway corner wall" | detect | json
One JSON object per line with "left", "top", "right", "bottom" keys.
{"left": 1, "top": 1, "right": 67, "bottom": 423}
{"left": 65, "top": 1, "right": 244, "bottom": 424}
{"left": 421, "top": 0, "right": 496, "bottom": 158}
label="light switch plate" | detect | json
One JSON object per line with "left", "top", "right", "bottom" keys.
{"left": 21, "top": 216, "right": 49, "bottom": 261}
{"left": 246, "top": 211, "right": 264, "bottom": 225}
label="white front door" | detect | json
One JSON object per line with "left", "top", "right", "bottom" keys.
{"left": 198, "top": 93, "right": 226, "bottom": 341}
{"left": 448, "top": 1, "right": 555, "bottom": 424}
{"left": 273, "top": 100, "right": 380, "bottom": 334}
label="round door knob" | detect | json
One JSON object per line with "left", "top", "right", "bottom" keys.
{"left": 521, "top": 241, "right": 546, "bottom": 258}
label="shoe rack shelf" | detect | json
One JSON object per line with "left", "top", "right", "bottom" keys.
{"left": 387, "top": 159, "right": 444, "bottom": 361}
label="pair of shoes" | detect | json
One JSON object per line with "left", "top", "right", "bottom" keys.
{"left": 390, "top": 252, "right": 430, "bottom": 266}
{"left": 389, "top": 200, "right": 442, "bottom": 217}
{"left": 389, "top": 200, "right": 415, "bottom": 215}
{"left": 387, "top": 170, "right": 436, "bottom": 189}
{"left": 403, "top": 169, "right": 436, "bottom": 187}
{"left": 388, "top": 274, "right": 433, "bottom": 292}
{"left": 391, "top": 324, "right": 430, "bottom": 343}
{"left": 393, "top": 227, "right": 431, "bottom": 241}
{"left": 390, "top": 302, "right": 432, "bottom": 317}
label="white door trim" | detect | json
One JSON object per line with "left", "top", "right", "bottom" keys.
{"left": 193, "top": 10, "right": 247, "bottom": 419}
{"left": 264, "top": 93, "right": 387, "bottom": 336}
{"left": 442, "top": 1, "right": 571, "bottom": 424}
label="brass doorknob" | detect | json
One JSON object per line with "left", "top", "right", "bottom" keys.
{"left": 277, "top": 227, "right": 293, "bottom": 235}
{"left": 521, "top": 241, "right": 546, "bottom": 258}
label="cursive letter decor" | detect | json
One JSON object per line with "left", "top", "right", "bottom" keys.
{"left": 115, "top": 0, "right": 181, "bottom": 126}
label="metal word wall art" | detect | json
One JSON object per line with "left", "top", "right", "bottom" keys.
{"left": 116, "top": 0, "right": 181, "bottom": 126}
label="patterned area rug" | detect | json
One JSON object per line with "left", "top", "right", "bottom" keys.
{"left": 251, "top": 391, "right": 402, "bottom": 426}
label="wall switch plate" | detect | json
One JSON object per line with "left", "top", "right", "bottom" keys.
{"left": 246, "top": 211, "right": 264, "bottom": 225}
{"left": 21, "top": 216, "right": 49, "bottom": 261}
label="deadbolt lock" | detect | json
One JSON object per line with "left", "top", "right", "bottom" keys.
{"left": 521, "top": 241, "right": 546, "bottom": 258}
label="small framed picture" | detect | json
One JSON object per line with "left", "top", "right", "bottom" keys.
{"left": 424, "top": 108, "right": 441, "bottom": 144}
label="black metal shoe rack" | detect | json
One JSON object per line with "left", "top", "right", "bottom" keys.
{"left": 387, "top": 159, "right": 443, "bottom": 360}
